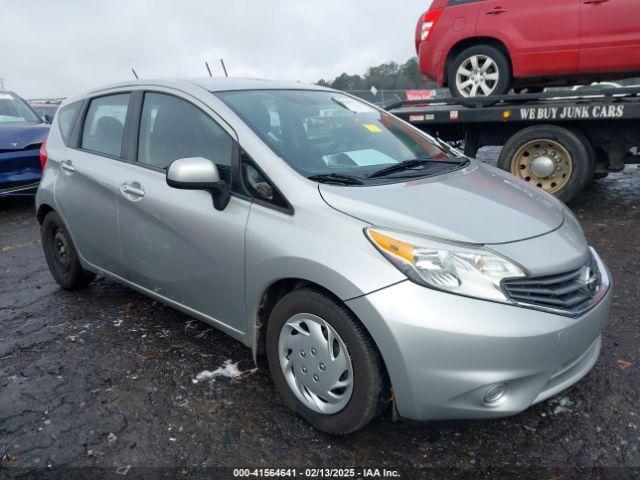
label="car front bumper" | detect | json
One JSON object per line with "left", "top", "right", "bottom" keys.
{"left": 346, "top": 253, "right": 612, "bottom": 421}
{"left": 0, "top": 149, "right": 42, "bottom": 196}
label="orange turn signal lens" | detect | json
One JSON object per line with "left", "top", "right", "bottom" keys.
{"left": 369, "top": 230, "right": 415, "bottom": 263}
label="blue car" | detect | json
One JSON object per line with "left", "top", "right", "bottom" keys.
{"left": 0, "top": 91, "right": 50, "bottom": 196}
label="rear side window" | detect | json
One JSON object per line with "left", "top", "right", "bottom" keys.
{"left": 137, "top": 92, "right": 233, "bottom": 180}
{"left": 57, "top": 102, "right": 81, "bottom": 145}
{"left": 81, "top": 94, "right": 130, "bottom": 158}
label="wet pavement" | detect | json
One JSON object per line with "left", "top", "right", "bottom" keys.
{"left": 1, "top": 158, "right": 639, "bottom": 477}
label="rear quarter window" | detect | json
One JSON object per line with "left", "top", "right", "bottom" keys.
{"left": 57, "top": 102, "right": 82, "bottom": 146}
{"left": 81, "top": 94, "right": 130, "bottom": 158}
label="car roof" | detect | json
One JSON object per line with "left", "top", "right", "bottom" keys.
{"left": 191, "top": 77, "right": 332, "bottom": 92}
{"left": 81, "top": 77, "right": 332, "bottom": 96}
{"left": 60, "top": 77, "right": 337, "bottom": 109}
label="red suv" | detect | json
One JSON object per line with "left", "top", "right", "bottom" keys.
{"left": 416, "top": 0, "right": 640, "bottom": 97}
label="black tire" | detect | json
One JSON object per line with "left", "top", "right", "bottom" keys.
{"left": 448, "top": 44, "right": 511, "bottom": 97}
{"left": 41, "top": 211, "right": 96, "bottom": 290}
{"left": 498, "top": 125, "right": 595, "bottom": 203}
{"left": 266, "top": 288, "right": 388, "bottom": 435}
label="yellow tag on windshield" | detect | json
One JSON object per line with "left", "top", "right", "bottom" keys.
{"left": 363, "top": 124, "right": 382, "bottom": 133}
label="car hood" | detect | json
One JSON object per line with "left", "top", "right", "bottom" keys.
{"left": 319, "top": 162, "right": 565, "bottom": 245}
{"left": 0, "top": 124, "right": 49, "bottom": 150}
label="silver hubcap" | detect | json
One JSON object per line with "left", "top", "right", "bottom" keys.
{"left": 278, "top": 313, "right": 353, "bottom": 414}
{"left": 511, "top": 139, "right": 573, "bottom": 194}
{"left": 455, "top": 55, "right": 500, "bottom": 97}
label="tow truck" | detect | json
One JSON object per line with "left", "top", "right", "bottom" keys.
{"left": 386, "top": 87, "right": 640, "bottom": 202}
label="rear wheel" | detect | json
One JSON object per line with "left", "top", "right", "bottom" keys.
{"left": 498, "top": 125, "right": 595, "bottom": 202}
{"left": 449, "top": 45, "right": 511, "bottom": 97}
{"left": 41, "top": 211, "right": 96, "bottom": 290}
{"left": 266, "top": 288, "right": 388, "bottom": 434}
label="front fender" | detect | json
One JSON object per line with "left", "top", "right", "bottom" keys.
{"left": 244, "top": 202, "right": 406, "bottom": 349}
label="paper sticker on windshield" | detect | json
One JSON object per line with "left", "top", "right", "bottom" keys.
{"left": 363, "top": 124, "right": 382, "bottom": 133}
{"left": 332, "top": 95, "right": 376, "bottom": 114}
{"left": 323, "top": 149, "right": 396, "bottom": 167}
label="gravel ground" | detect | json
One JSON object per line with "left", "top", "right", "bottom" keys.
{"left": 1, "top": 156, "right": 639, "bottom": 478}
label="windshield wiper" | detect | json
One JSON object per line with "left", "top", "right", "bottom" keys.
{"left": 367, "top": 159, "right": 428, "bottom": 178}
{"left": 308, "top": 173, "right": 364, "bottom": 186}
{"left": 367, "top": 158, "right": 468, "bottom": 179}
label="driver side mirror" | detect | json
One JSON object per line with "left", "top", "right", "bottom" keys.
{"left": 166, "top": 157, "right": 230, "bottom": 211}
{"left": 43, "top": 114, "right": 54, "bottom": 124}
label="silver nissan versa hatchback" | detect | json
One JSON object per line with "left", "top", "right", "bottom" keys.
{"left": 36, "top": 78, "right": 612, "bottom": 434}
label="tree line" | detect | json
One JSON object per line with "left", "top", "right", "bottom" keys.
{"left": 317, "top": 57, "right": 437, "bottom": 91}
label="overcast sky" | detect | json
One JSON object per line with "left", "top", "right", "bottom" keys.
{"left": 1, "top": 0, "right": 431, "bottom": 98}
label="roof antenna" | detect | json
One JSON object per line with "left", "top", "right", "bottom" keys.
{"left": 132, "top": 68, "right": 139, "bottom": 80}
{"left": 205, "top": 61, "right": 213, "bottom": 77}
{"left": 220, "top": 59, "right": 229, "bottom": 78}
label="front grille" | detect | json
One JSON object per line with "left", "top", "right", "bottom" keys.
{"left": 502, "top": 256, "right": 601, "bottom": 314}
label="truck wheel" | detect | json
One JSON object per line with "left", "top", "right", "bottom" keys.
{"left": 41, "top": 211, "right": 96, "bottom": 290}
{"left": 266, "top": 288, "right": 389, "bottom": 435}
{"left": 448, "top": 45, "right": 511, "bottom": 98}
{"left": 498, "top": 125, "right": 595, "bottom": 202}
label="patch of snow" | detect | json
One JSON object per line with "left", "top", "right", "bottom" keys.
{"left": 553, "top": 406, "right": 571, "bottom": 415}
{"left": 192, "top": 360, "right": 256, "bottom": 384}
{"left": 558, "top": 396, "right": 572, "bottom": 407}
{"left": 116, "top": 466, "right": 131, "bottom": 476}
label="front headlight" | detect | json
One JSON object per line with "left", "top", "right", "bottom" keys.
{"left": 366, "top": 227, "right": 526, "bottom": 303}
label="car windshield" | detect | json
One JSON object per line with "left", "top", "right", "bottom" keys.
{"left": 0, "top": 93, "right": 42, "bottom": 124}
{"left": 217, "top": 89, "right": 459, "bottom": 181}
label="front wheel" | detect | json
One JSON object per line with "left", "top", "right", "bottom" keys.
{"left": 448, "top": 45, "right": 511, "bottom": 97}
{"left": 266, "top": 289, "right": 388, "bottom": 434}
{"left": 498, "top": 125, "right": 595, "bottom": 202}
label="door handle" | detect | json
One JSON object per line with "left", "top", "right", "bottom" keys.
{"left": 486, "top": 6, "right": 507, "bottom": 14}
{"left": 120, "top": 183, "right": 145, "bottom": 198}
{"left": 584, "top": 0, "right": 609, "bottom": 3}
{"left": 60, "top": 160, "right": 75, "bottom": 173}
